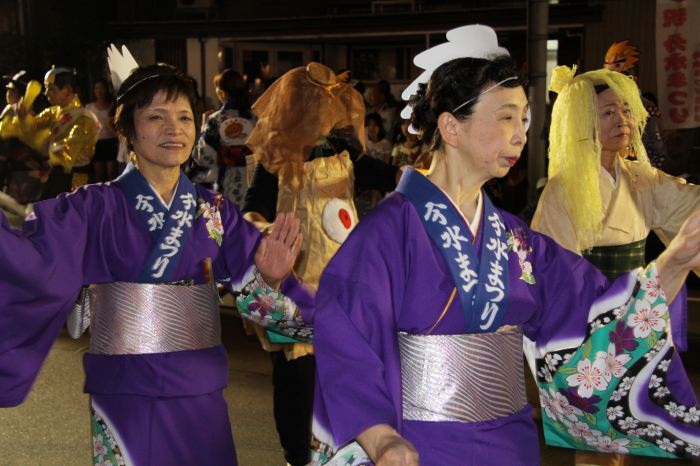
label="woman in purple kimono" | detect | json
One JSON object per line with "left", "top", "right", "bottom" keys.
{"left": 0, "top": 63, "right": 303, "bottom": 465}
{"left": 310, "top": 51, "right": 700, "bottom": 465}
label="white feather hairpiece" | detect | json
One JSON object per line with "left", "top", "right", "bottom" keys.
{"left": 400, "top": 24, "right": 510, "bottom": 131}
{"left": 107, "top": 44, "right": 139, "bottom": 94}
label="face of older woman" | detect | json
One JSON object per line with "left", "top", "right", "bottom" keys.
{"left": 131, "top": 90, "right": 195, "bottom": 172}
{"left": 596, "top": 88, "right": 632, "bottom": 154}
{"left": 454, "top": 85, "right": 528, "bottom": 182}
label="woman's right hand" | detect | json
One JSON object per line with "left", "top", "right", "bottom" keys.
{"left": 357, "top": 424, "right": 419, "bottom": 466}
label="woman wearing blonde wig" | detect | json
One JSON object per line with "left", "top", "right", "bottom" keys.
{"left": 533, "top": 66, "right": 700, "bottom": 279}
{"left": 533, "top": 67, "right": 700, "bottom": 465}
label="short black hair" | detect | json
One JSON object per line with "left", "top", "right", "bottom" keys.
{"left": 114, "top": 64, "right": 196, "bottom": 148}
{"left": 52, "top": 70, "right": 78, "bottom": 93}
{"left": 92, "top": 77, "right": 114, "bottom": 101}
{"left": 365, "top": 112, "right": 386, "bottom": 141}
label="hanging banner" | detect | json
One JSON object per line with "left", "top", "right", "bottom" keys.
{"left": 655, "top": 0, "right": 700, "bottom": 129}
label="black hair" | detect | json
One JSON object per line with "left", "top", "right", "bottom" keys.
{"left": 92, "top": 77, "right": 114, "bottom": 101}
{"left": 394, "top": 119, "right": 411, "bottom": 145}
{"left": 378, "top": 79, "right": 398, "bottom": 107}
{"left": 365, "top": 112, "right": 386, "bottom": 141}
{"left": 114, "top": 64, "right": 197, "bottom": 148}
{"left": 214, "top": 68, "right": 251, "bottom": 118}
{"left": 52, "top": 69, "right": 78, "bottom": 93}
{"left": 410, "top": 55, "right": 524, "bottom": 151}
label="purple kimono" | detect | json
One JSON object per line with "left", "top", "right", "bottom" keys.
{"left": 0, "top": 166, "right": 264, "bottom": 465}
{"left": 310, "top": 168, "right": 697, "bottom": 465}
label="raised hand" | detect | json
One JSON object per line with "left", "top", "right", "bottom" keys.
{"left": 254, "top": 212, "right": 303, "bottom": 286}
{"left": 657, "top": 209, "right": 700, "bottom": 302}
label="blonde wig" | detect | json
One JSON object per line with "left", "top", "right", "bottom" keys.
{"left": 548, "top": 66, "right": 649, "bottom": 251}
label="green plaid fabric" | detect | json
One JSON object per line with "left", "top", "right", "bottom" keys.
{"left": 582, "top": 239, "right": 646, "bottom": 281}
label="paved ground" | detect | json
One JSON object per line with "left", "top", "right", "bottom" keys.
{"left": 1, "top": 298, "right": 700, "bottom": 465}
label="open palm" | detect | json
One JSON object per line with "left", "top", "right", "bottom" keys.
{"left": 254, "top": 212, "right": 303, "bottom": 285}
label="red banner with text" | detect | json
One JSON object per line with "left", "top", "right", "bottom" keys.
{"left": 656, "top": 0, "right": 700, "bottom": 129}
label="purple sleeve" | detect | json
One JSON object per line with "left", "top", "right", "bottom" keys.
{"left": 523, "top": 227, "right": 687, "bottom": 355}
{"left": 524, "top": 227, "right": 698, "bottom": 410}
{"left": 523, "top": 230, "right": 610, "bottom": 345}
{"left": 0, "top": 189, "right": 99, "bottom": 406}
{"left": 313, "top": 210, "right": 405, "bottom": 446}
{"left": 214, "top": 193, "right": 262, "bottom": 283}
{"left": 279, "top": 275, "right": 316, "bottom": 323}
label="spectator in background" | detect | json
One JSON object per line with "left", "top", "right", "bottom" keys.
{"left": 390, "top": 118, "right": 424, "bottom": 167}
{"left": 364, "top": 112, "right": 392, "bottom": 163}
{"left": 86, "top": 78, "right": 119, "bottom": 182}
{"left": 367, "top": 81, "right": 398, "bottom": 142}
{"left": 190, "top": 69, "right": 254, "bottom": 208}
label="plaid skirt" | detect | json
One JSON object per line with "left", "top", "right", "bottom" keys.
{"left": 582, "top": 238, "right": 646, "bottom": 281}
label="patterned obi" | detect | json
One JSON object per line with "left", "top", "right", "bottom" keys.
{"left": 583, "top": 239, "right": 646, "bottom": 281}
{"left": 73, "top": 282, "right": 221, "bottom": 355}
{"left": 398, "top": 327, "right": 527, "bottom": 423}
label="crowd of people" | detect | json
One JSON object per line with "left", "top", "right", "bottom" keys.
{"left": 1, "top": 24, "right": 700, "bottom": 466}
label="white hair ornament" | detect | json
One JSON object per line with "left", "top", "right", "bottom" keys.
{"left": 107, "top": 44, "right": 140, "bottom": 94}
{"left": 401, "top": 24, "right": 530, "bottom": 133}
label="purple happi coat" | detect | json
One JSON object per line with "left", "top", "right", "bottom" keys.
{"left": 0, "top": 170, "right": 263, "bottom": 466}
{"left": 311, "top": 170, "right": 694, "bottom": 466}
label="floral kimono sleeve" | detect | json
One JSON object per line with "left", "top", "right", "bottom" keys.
{"left": 212, "top": 193, "right": 314, "bottom": 340}
{"left": 525, "top": 231, "right": 700, "bottom": 459}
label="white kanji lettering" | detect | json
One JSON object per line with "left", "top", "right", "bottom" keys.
{"left": 486, "top": 237, "right": 508, "bottom": 261}
{"left": 424, "top": 202, "right": 448, "bottom": 225}
{"left": 487, "top": 212, "right": 505, "bottom": 236}
{"left": 171, "top": 210, "right": 194, "bottom": 228}
{"left": 480, "top": 301, "right": 500, "bottom": 330}
{"left": 462, "top": 279, "right": 478, "bottom": 293}
{"left": 485, "top": 283, "right": 505, "bottom": 303}
{"left": 180, "top": 193, "right": 197, "bottom": 210}
{"left": 151, "top": 256, "right": 169, "bottom": 278}
{"left": 455, "top": 252, "right": 478, "bottom": 292}
{"left": 135, "top": 194, "right": 155, "bottom": 213}
{"left": 441, "top": 225, "right": 469, "bottom": 251}
{"left": 159, "top": 242, "right": 179, "bottom": 258}
{"left": 487, "top": 261, "right": 505, "bottom": 289}
{"left": 147, "top": 212, "right": 165, "bottom": 232}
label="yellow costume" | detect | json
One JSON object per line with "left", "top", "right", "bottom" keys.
{"left": 0, "top": 79, "right": 98, "bottom": 192}
{"left": 533, "top": 155, "right": 700, "bottom": 254}
{"left": 244, "top": 62, "right": 366, "bottom": 358}
{"left": 21, "top": 95, "right": 97, "bottom": 181}
{"left": 532, "top": 66, "right": 700, "bottom": 278}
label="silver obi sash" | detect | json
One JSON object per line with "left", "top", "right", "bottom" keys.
{"left": 69, "top": 282, "right": 221, "bottom": 355}
{"left": 398, "top": 327, "right": 527, "bottom": 423}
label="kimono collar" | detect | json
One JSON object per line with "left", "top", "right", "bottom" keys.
{"left": 601, "top": 155, "right": 621, "bottom": 188}
{"left": 441, "top": 188, "right": 483, "bottom": 238}
{"left": 397, "top": 167, "right": 509, "bottom": 333}
{"left": 116, "top": 163, "right": 198, "bottom": 282}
